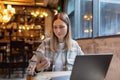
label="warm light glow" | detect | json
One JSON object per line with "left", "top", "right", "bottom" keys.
{"left": 40, "top": 34, "right": 45, "bottom": 40}
{"left": 54, "top": 9, "right": 58, "bottom": 15}
{"left": 43, "top": 12, "right": 48, "bottom": 17}
{"left": 19, "top": 26, "right": 22, "bottom": 29}
{"left": 2, "top": 26, "right": 6, "bottom": 29}
{"left": 40, "top": 15, "right": 44, "bottom": 18}
{"left": 30, "top": 35, "right": 33, "bottom": 37}
{"left": 26, "top": 27, "right": 30, "bottom": 30}
{"left": 83, "top": 14, "right": 92, "bottom": 21}
{"left": 11, "top": 7, "right": 15, "bottom": 14}
{"left": 18, "top": 29, "right": 22, "bottom": 32}
{"left": 36, "top": 11, "right": 40, "bottom": 15}
{"left": 23, "top": 26, "right": 25, "bottom": 30}
{"left": 7, "top": 4, "right": 12, "bottom": 9}
{"left": 3, "top": 9, "right": 8, "bottom": 14}
{"left": 31, "top": 11, "right": 34, "bottom": 15}
{"left": 84, "top": 29, "right": 93, "bottom": 33}
{"left": 31, "top": 8, "right": 48, "bottom": 18}
{"left": 2, "top": 15, "right": 11, "bottom": 23}
{"left": 31, "top": 24, "right": 34, "bottom": 29}
{"left": 0, "top": 4, "right": 15, "bottom": 23}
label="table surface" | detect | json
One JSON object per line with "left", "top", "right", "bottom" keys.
{"left": 27, "top": 71, "right": 71, "bottom": 80}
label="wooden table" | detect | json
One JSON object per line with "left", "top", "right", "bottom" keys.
{"left": 26, "top": 71, "right": 71, "bottom": 80}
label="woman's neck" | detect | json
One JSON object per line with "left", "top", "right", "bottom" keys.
{"left": 58, "top": 39, "right": 64, "bottom": 43}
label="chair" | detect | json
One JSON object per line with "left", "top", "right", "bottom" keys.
{"left": 9, "top": 41, "right": 28, "bottom": 78}
{"left": 0, "top": 42, "right": 8, "bottom": 62}
{"left": 0, "top": 42, "right": 9, "bottom": 77}
{"left": 25, "top": 43, "right": 33, "bottom": 60}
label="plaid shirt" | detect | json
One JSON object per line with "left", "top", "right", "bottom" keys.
{"left": 27, "top": 38, "right": 84, "bottom": 75}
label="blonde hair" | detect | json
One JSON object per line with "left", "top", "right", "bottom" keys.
{"left": 50, "top": 12, "right": 72, "bottom": 52}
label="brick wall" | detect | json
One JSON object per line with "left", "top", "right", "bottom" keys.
{"left": 76, "top": 36, "right": 120, "bottom": 80}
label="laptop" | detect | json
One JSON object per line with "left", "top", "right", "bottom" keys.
{"left": 70, "top": 53, "right": 113, "bottom": 80}
{"left": 52, "top": 53, "right": 113, "bottom": 80}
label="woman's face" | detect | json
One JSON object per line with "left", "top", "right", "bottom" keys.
{"left": 53, "top": 19, "right": 68, "bottom": 42}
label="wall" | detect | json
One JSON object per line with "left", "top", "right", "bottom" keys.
{"left": 76, "top": 36, "right": 120, "bottom": 80}
{"left": 44, "top": 10, "right": 53, "bottom": 37}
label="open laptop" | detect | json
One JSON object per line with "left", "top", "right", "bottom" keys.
{"left": 52, "top": 53, "right": 113, "bottom": 80}
{"left": 70, "top": 53, "right": 113, "bottom": 80}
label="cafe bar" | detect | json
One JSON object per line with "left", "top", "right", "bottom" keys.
{"left": 0, "top": 0, "right": 120, "bottom": 80}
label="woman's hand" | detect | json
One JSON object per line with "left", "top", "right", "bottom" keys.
{"left": 36, "top": 58, "right": 50, "bottom": 71}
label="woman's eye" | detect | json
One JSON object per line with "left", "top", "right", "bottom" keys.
{"left": 53, "top": 25, "right": 64, "bottom": 29}
{"left": 59, "top": 25, "right": 64, "bottom": 29}
{"left": 53, "top": 26, "right": 57, "bottom": 29}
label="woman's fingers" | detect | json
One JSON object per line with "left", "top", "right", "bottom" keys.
{"left": 40, "top": 60, "right": 50, "bottom": 69}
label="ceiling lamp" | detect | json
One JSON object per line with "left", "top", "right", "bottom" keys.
{"left": 0, "top": 3, "right": 15, "bottom": 23}
{"left": 31, "top": 8, "right": 48, "bottom": 18}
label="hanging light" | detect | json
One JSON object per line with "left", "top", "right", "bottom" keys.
{"left": 30, "top": 8, "right": 48, "bottom": 18}
{"left": 0, "top": 3, "right": 15, "bottom": 23}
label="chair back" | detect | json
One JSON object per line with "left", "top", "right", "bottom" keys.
{"left": 0, "top": 42, "right": 7, "bottom": 62}
{"left": 9, "top": 40, "right": 28, "bottom": 78}
{"left": 10, "top": 41, "right": 26, "bottom": 62}
{"left": 10, "top": 41, "right": 25, "bottom": 53}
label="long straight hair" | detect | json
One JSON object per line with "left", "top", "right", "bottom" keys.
{"left": 50, "top": 12, "right": 72, "bottom": 52}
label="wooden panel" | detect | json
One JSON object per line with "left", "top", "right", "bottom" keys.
{"left": 1, "top": 0, "right": 34, "bottom": 3}
{"left": 77, "top": 37, "right": 120, "bottom": 80}
{"left": 0, "top": 0, "right": 35, "bottom": 5}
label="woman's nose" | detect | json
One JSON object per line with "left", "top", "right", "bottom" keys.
{"left": 56, "top": 28, "right": 60, "bottom": 32}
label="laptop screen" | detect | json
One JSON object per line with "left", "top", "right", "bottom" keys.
{"left": 70, "top": 53, "right": 113, "bottom": 80}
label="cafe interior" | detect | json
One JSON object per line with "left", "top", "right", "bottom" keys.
{"left": 0, "top": 0, "right": 120, "bottom": 80}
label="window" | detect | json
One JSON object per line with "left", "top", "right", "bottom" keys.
{"left": 98, "top": 0, "right": 120, "bottom": 36}
{"left": 67, "top": 0, "right": 120, "bottom": 39}
{"left": 79, "top": 0, "right": 93, "bottom": 38}
{"left": 74, "top": 0, "right": 93, "bottom": 39}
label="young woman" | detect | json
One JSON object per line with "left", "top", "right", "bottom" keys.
{"left": 27, "top": 12, "right": 84, "bottom": 75}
